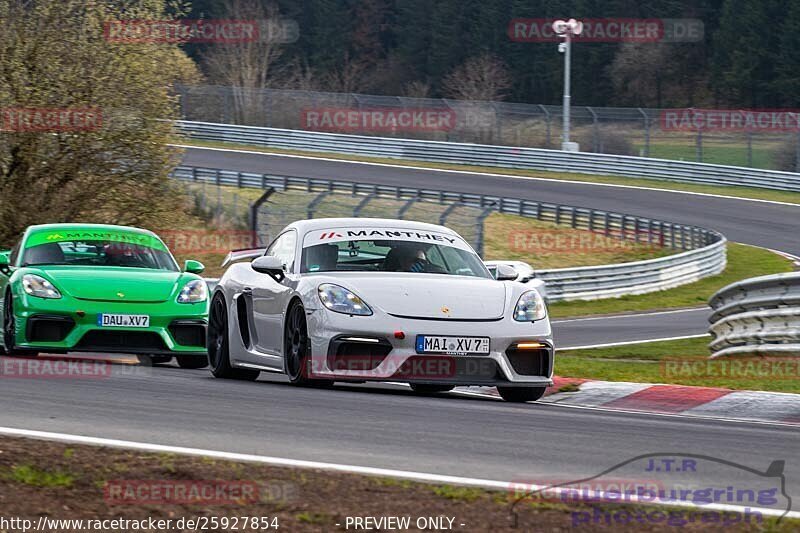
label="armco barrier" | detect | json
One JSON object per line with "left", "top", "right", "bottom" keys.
{"left": 175, "top": 121, "right": 800, "bottom": 192}
{"left": 172, "top": 165, "right": 726, "bottom": 302}
{"left": 708, "top": 273, "right": 800, "bottom": 358}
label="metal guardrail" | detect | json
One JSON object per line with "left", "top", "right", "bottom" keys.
{"left": 172, "top": 165, "right": 727, "bottom": 302}
{"left": 708, "top": 273, "right": 800, "bottom": 358}
{"left": 176, "top": 121, "right": 800, "bottom": 192}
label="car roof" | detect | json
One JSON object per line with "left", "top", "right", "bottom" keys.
{"left": 25, "top": 223, "right": 158, "bottom": 238}
{"left": 285, "top": 218, "right": 459, "bottom": 235}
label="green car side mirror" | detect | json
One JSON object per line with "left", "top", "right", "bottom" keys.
{"left": 184, "top": 260, "right": 205, "bottom": 274}
{"left": 0, "top": 252, "right": 9, "bottom": 267}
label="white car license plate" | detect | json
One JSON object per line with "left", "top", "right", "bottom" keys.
{"left": 416, "top": 335, "right": 490, "bottom": 355}
{"left": 97, "top": 314, "right": 150, "bottom": 328}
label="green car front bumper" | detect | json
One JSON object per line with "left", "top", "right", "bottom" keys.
{"left": 10, "top": 293, "right": 208, "bottom": 357}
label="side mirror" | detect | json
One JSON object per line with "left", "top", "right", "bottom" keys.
{"left": 495, "top": 264, "right": 519, "bottom": 281}
{"left": 251, "top": 255, "right": 285, "bottom": 282}
{"left": 184, "top": 260, "right": 205, "bottom": 274}
{"left": 0, "top": 252, "right": 9, "bottom": 267}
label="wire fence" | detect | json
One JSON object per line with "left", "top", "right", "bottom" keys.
{"left": 177, "top": 84, "right": 800, "bottom": 171}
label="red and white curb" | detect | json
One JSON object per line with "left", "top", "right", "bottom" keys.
{"left": 456, "top": 377, "right": 800, "bottom": 425}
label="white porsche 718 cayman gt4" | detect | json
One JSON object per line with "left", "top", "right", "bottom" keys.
{"left": 208, "top": 218, "right": 553, "bottom": 402}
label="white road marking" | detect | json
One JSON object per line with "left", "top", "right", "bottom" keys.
{"left": 174, "top": 143, "right": 800, "bottom": 208}
{"left": 558, "top": 334, "right": 710, "bottom": 351}
{"left": 0, "top": 426, "right": 795, "bottom": 519}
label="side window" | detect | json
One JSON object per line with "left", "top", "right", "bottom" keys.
{"left": 266, "top": 231, "right": 297, "bottom": 272}
{"left": 9, "top": 241, "right": 21, "bottom": 266}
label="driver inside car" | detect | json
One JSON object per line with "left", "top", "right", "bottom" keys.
{"left": 385, "top": 243, "right": 430, "bottom": 272}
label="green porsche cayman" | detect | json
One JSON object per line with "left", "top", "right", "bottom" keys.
{"left": 0, "top": 224, "right": 209, "bottom": 368}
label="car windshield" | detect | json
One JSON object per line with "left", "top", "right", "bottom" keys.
{"left": 301, "top": 239, "right": 491, "bottom": 278}
{"left": 22, "top": 239, "right": 178, "bottom": 271}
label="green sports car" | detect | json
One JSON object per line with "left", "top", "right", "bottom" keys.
{"left": 0, "top": 224, "right": 209, "bottom": 368}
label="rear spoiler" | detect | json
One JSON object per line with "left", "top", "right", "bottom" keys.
{"left": 222, "top": 248, "right": 264, "bottom": 268}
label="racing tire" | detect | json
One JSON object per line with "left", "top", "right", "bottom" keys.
{"left": 284, "top": 301, "right": 332, "bottom": 388}
{"left": 208, "top": 293, "right": 260, "bottom": 381}
{"left": 136, "top": 354, "right": 173, "bottom": 365}
{"left": 2, "top": 293, "right": 38, "bottom": 357}
{"left": 497, "top": 386, "right": 547, "bottom": 403}
{"left": 410, "top": 384, "right": 455, "bottom": 394}
{"left": 176, "top": 355, "right": 208, "bottom": 369}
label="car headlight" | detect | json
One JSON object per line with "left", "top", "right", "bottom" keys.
{"left": 318, "top": 283, "right": 372, "bottom": 316}
{"left": 513, "top": 290, "right": 546, "bottom": 322}
{"left": 177, "top": 280, "right": 208, "bottom": 304}
{"left": 22, "top": 274, "right": 61, "bottom": 299}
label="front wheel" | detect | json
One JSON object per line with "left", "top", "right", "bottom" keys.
{"left": 176, "top": 355, "right": 208, "bottom": 369}
{"left": 410, "top": 384, "right": 454, "bottom": 394}
{"left": 497, "top": 386, "right": 546, "bottom": 403}
{"left": 2, "top": 293, "right": 38, "bottom": 357}
{"left": 208, "top": 293, "right": 259, "bottom": 381}
{"left": 284, "top": 302, "right": 332, "bottom": 387}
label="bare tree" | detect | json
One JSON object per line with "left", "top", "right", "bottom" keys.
{"left": 403, "top": 80, "right": 431, "bottom": 98}
{"left": 441, "top": 53, "right": 512, "bottom": 102}
{"left": 322, "top": 53, "right": 369, "bottom": 93}
{"left": 201, "top": 0, "right": 285, "bottom": 124}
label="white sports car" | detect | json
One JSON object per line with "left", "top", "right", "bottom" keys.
{"left": 208, "top": 218, "right": 554, "bottom": 402}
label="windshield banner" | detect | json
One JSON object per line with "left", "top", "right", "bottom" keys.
{"left": 26, "top": 229, "right": 166, "bottom": 251}
{"left": 303, "top": 227, "right": 472, "bottom": 251}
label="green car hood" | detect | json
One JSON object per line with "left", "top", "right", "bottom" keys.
{"left": 39, "top": 267, "right": 185, "bottom": 303}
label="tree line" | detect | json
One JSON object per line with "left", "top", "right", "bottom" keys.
{"left": 188, "top": 0, "right": 800, "bottom": 109}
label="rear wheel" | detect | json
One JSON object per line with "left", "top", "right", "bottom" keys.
{"left": 176, "top": 355, "right": 208, "bottom": 369}
{"left": 497, "top": 386, "right": 546, "bottom": 403}
{"left": 284, "top": 301, "right": 332, "bottom": 387}
{"left": 410, "top": 384, "right": 454, "bottom": 394}
{"left": 2, "top": 293, "right": 38, "bottom": 357}
{"left": 208, "top": 293, "right": 259, "bottom": 381}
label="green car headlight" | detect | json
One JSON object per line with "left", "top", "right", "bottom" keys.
{"left": 22, "top": 274, "right": 62, "bottom": 299}
{"left": 513, "top": 290, "right": 546, "bottom": 322}
{"left": 177, "top": 280, "right": 208, "bottom": 304}
{"left": 318, "top": 284, "right": 372, "bottom": 316}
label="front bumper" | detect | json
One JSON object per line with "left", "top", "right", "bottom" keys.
{"left": 11, "top": 294, "right": 208, "bottom": 356}
{"left": 305, "top": 307, "right": 554, "bottom": 386}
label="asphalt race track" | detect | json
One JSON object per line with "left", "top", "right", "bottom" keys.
{"left": 0, "top": 364, "right": 798, "bottom": 504}
{"left": 553, "top": 308, "right": 710, "bottom": 348}
{"left": 182, "top": 146, "right": 800, "bottom": 255}
{"left": 1, "top": 147, "right": 798, "bottom": 516}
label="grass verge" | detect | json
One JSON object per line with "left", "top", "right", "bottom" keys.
{"left": 557, "top": 336, "right": 800, "bottom": 393}
{"left": 179, "top": 139, "right": 800, "bottom": 206}
{"left": 548, "top": 243, "right": 794, "bottom": 318}
{"left": 0, "top": 436, "right": 795, "bottom": 531}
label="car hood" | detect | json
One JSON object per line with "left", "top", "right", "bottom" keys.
{"left": 318, "top": 273, "right": 507, "bottom": 320}
{"left": 37, "top": 267, "right": 183, "bottom": 303}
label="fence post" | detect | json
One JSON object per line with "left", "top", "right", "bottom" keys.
{"left": 539, "top": 105, "right": 551, "bottom": 148}
{"left": 696, "top": 128, "right": 703, "bottom": 163}
{"left": 746, "top": 130, "right": 753, "bottom": 167}
{"left": 638, "top": 108, "right": 650, "bottom": 157}
{"left": 796, "top": 131, "right": 800, "bottom": 173}
{"left": 588, "top": 107, "right": 599, "bottom": 152}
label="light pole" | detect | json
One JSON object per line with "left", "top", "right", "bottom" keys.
{"left": 553, "top": 19, "right": 583, "bottom": 151}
